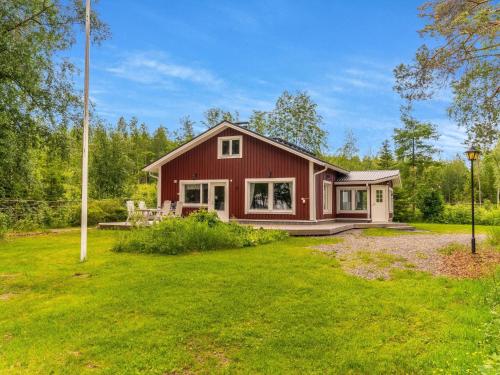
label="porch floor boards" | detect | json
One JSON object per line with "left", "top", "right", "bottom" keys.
{"left": 98, "top": 221, "right": 413, "bottom": 236}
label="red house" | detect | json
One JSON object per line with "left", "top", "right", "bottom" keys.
{"left": 143, "top": 121, "right": 401, "bottom": 223}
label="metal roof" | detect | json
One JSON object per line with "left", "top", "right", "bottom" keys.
{"left": 336, "top": 170, "right": 400, "bottom": 183}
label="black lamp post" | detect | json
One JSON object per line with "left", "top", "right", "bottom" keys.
{"left": 465, "top": 146, "right": 480, "bottom": 254}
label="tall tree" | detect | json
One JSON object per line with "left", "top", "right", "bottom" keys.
{"left": 202, "top": 108, "right": 239, "bottom": 128}
{"left": 377, "top": 140, "right": 394, "bottom": 169}
{"left": 394, "top": 0, "right": 499, "bottom": 149}
{"left": 176, "top": 115, "right": 195, "bottom": 142}
{"left": 336, "top": 130, "right": 359, "bottom": 159}
{"left": 267, "top": 90, "right": 326, "bottom": 154}
{"left": 393, "top": 107, "right": 440, "bottom": 212}
{"left": 248, "top": 110, "right": 269, "bottom": 134}
{"left": 0, "top": 0, "right": 109, "bottom": 198}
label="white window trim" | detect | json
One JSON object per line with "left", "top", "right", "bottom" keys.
{"left": 323, "top": 180, "right": 332, "bottom": 214}
{"left": 179, "top": 179, "right": 228, "bottom": 207}
{"left": 217, "top": 135, "right": 243, "bottom": 159}
{"left": 336, "top": 186, "right": 368, "bottom": 213}
{"left": 245, "top": 178, "right": 296, "bottom": 215}
{"left": 389, "top": 187, "right": 394, "bottom": 213}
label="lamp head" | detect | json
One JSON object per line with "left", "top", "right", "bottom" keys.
{"left": 465, "top": 147, "right": 480, "bottom": 161}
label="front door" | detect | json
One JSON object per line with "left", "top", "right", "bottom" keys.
{"left": 210, "top": 182, "right": 228, "bottom": 221}
{"left": 371, "top": 185, "right": 387, "bottom": 222}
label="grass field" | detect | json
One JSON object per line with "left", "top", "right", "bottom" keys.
{"left": 363, "top": 223, "right": 495, "bottom": 237}
{"left": 0, "top": 229, "right": 498, "bottom": 374}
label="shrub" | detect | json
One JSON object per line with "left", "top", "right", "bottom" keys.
{"left": 70, "top": 199, "right": 127, "bottom": 226}
{"left": 0, "top": 212, "right": 8, "bottom": 238}
{"left": 438, "top": 205, "right": 500, "bottom": 226}
{"left": 487, "top": 227, "right": 500, "bottom": 248}
{"left": 112, "top": 210, "right": 287, "bottom": 255}
{"left": 418, "top": 191, "right": 444, "bottom": 221}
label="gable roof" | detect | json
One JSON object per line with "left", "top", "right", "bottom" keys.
{"left": 336, "top": 170, "right": 401, "bottom": 186}
{"left": 143, "top": 121, "right": 349, "bottom": 174}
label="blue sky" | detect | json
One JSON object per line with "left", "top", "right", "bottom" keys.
{"left": 69, "top": 0, "right": 466, "bottom": 158}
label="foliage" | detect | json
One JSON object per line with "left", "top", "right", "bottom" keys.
{"left": 113, "top": 210, "right": 287, "bottom": 255}
{"left": 393, "top": 188, "right": 422, "bottom": 222}
{"left": 487, "top": 226, "right": 500, "bottom": 248}
{"left": 422, "top": 204, "right": 500, "bottom": 225}
{"left": 0, "top": 212, "right": 8, "bottom": 238}
{"left": 419, "top": 190, "right": 445, "bottom": 221}
{"left": 131, "top": 184, "right": 157, "bottom": 207}
{"left": 377, "top": 139, "right": 394, "bottom": 169}
{"left": 0, "top": 0, "right": 109, "bottom": 199}
{"left": 247, "top": 91, "right": 327, "bottom": 155}
{"left": 336, "top": 129, "right": 359, "bottom": 159}
{"left": 202, "top": 107, "right": 239, "bottom": 128}
{"left": 394, "top": 0, "right": 499, "bottom": 148}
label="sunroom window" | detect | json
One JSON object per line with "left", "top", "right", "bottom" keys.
{"left": 247, "top": 179, "right": 294, "bottom": 213}
{"left": 183, "top": 183, "right": 208, "bottom": 205}
{"left": 218, "top": 136, "right": 242, "bottom": 158}
{"left": 338, "top": 188, "right": 368, "bottom": 212}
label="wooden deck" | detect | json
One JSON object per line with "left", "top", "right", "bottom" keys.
{"left": 98, "top": 220, "right": 414, "bottom": 236}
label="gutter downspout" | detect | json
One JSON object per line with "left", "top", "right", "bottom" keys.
{"left": 311, "top": 165, "right": 328, "bottom": 222}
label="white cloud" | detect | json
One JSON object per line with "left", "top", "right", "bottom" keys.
{"left": 106, "top": 51, "right": 222, "bottom": 88}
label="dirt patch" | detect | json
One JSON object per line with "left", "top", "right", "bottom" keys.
{"left": 316, "top": 230, "right": 495, "bottom": 279}
{"left": 73, "top": 273, "right": 91, "bottom": 278}
{"left": 186, "top": 338, "right": 230, "bottom": 371}
{"left": 440, "top": 250, "right": 500, "bottom": 278}
{"left": 0, "top": 293, "right": 15, "bottom": 301}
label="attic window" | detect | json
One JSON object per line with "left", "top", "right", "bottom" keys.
{"left": 218, "top": 136, "right": 242, "bottom": 159}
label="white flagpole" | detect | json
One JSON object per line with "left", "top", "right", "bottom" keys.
{"left": 80, "top": 0, "right": 91, "bottom": 261}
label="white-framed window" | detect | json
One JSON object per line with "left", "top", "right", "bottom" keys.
{"left": 179, "top": 181, "right": 209, "bottom": 207}
{"left": 217, "top": 136, "right": 242, "bottom": 159}
{"left": 376, "top": 189, "right": 383, "bottom": 203}
{"left": 323, "top": 180, "right": 332, "bottom": 213}
{"left": 245, "top": 178, "right": 295, "bottom": 214}
{"left": 336, "top": 187, "right": 368, "bottom": 212}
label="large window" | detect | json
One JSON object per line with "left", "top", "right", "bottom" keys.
{"left": 182, "top": 182, "right": 208, "bottom": 206}
{"left": 246, "top": 179, "right": 295, "bottom": 213}
{"left": 218, "top": 136, "right": 242, "bottom": 159}
{"left": 323, "top": 181, "right": 332, "bottom": 213}
{"left": 339, "top": 190, "right": 352, "bottom": 211}
{"left": 355, "top": 190, "right": 368, "bottom": 211}
{"left": 337, "top": 187, "right": 368, "bottom": 212}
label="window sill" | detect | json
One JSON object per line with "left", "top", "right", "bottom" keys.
{"left": 337, "top": 210, "right": 368, "bottom": 214}
{"left": 183, "top": 203, "right": 209, "bottom": 208}
{"left": 246, "top": 209, "right": 295, "bottom": 215}
{"left": 218, "top": 154, "right": 242, "bottom": 159}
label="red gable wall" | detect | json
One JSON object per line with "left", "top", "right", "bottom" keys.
{"left": 160, "top": 128, "right": 312, "bottom": 220}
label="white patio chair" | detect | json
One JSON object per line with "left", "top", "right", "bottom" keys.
{"left": 154, "top": 200, "right": 171, "bottom": 222}
{"left": 173, "top": 201, "right": 183, "bottom": 217}
{"left": 125, "top": 200, "right": 135, "bottom": 223}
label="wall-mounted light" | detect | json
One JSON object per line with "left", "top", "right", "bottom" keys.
{"left": 268, "top": 171, "right": 272, "bottom": 177}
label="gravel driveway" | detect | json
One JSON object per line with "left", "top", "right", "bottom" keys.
{"left": 315, "top": 230, "right": 489, "bottom": 279}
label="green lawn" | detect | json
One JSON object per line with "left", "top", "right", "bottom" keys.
{"left": 0, "top": 229, "right": 498, "bottom": 374}
{"left": 363, "top": 223, "right": 495, "bottom": 237}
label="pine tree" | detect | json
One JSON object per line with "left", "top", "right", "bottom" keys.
{"left": 377, "top": 140, "right": 394, "bottom": 169}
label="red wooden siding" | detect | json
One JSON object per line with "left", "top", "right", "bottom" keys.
{"left": 160, "top": 128, "right": 312, "bottom": 220}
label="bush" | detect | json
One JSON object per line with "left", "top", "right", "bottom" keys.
{"left": 419, "top": 191, "right": 444, "bottom": 221}
{"left": 70, "top": 199, "right": 127, "bottom": 226}
{"left": 0, "top": 212, "right": 8, "bottom": 238}
{"left": 112, "top": 210, "right": 288, "bottom": 255}
{"left": 487, "top": 227, "right": 500, "bottom": 248}
{"left": 438, "top": 205, "right": 500, "bottom": 226}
